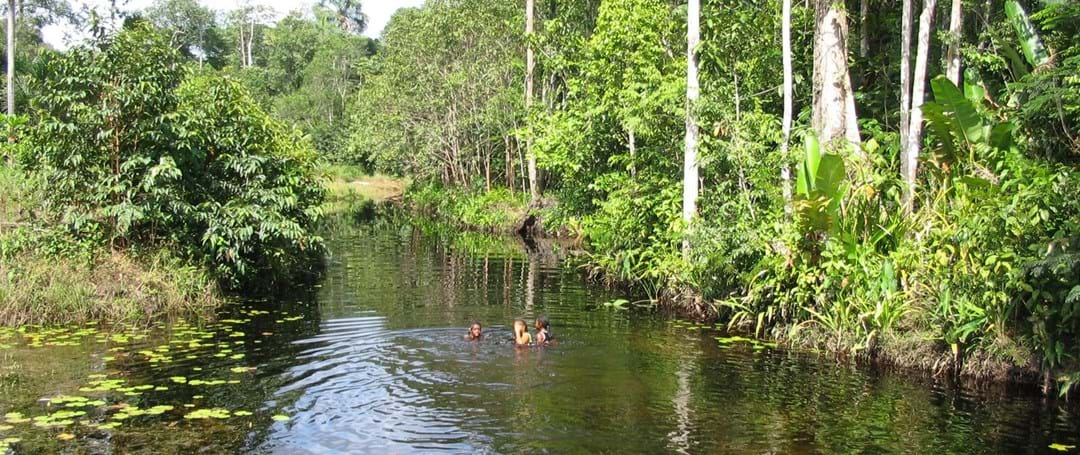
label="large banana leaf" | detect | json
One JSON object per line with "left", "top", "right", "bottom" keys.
{"left": 1005, "top": 0, "right": 1051, "bottom": 68}
{"left": 921, "top": 102, "right": 960, "bottom": 161}
{"left": 818, "top": 154, "right": 848, "bottom": 214}
{"left": 796, "top": 133, "right": 821, "bottom": 197}
{"left": 930, "top": 76, "right": 985, "bottom": 145}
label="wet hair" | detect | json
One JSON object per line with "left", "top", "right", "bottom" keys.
{"left": 470, "top": 321, "right": 482, "bottom": 329}
{"left": 535, "top": 315, "right": 549, "bottom": 330}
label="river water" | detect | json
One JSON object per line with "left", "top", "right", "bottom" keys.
{"left": 1, "top": 218, "right": 1078, "bottom": 454}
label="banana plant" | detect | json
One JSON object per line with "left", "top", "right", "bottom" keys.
{"left": 795, "top": 133, "right": 848, "bottom": 234}
{"left": 921, "top": 76, "right": 1017, "bottom": 163}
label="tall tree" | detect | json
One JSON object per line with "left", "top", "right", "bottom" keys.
{"left": 6, "top": 0, "right": 13, "bottom": 117}
{"left": 781, "top": 0, "right": 793, "bottom": 214}
{"left": 903, "top": 0, "right": 937, "bottom": 212}
{"left": 811, "top": 0, "right": 861, "bottom": 151}
{"left": 945, "top": 0, "right": 962, "bottom": 85}
{"left": 683, "top": 0, "right": 700, "bottom": 237}
{"left": 526, "top": 0, "right": 539, "bottom": 200}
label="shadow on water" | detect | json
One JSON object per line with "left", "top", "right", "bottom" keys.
{"left": 1, "top": 212, "right": 1079, "bottom": 454}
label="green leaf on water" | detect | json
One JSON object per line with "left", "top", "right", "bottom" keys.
{"left": 170, "top": 376, "right": 188, "bottom": 384}
{"left": 1050, "top": 443, "right": 1077, "bottom": 452}
{"left": 233, "top": 410, "right": 253, "bottom": 416}
{"left": 184, "top": 408, "right": 230, "bottom": 420}
{"left": 146, "top": 405, "right": 174, "bottom": 415}
{"left": 4, "top": 412, "right": 29, "bottom": 424}
{"left": 271, "top": 414, "right": 290, "bottom": 422}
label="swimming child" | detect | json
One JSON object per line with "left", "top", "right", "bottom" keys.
{"left": 534, "top": 316, "right": 553, "bottom": 345}
{"left": 464, "top": 321, "right": 483, "bottom": 341}
{"left": 512, "top": 319, "right": 532, "bottom": 346}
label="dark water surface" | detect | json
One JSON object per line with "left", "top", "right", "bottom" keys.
{"left": 2, "top": 219, "right": 1079, "bottom": 454}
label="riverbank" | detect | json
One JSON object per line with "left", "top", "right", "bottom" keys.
{"left": 0, "top": 167, "right": 222, "bottom": 326}
{"left": 396, "top": 183, "right": 1078, "bottom": 394}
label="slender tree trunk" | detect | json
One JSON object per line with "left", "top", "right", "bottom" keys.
{"left": 6, "top": 0, "right": 15, "bottom": 118}
{"left": 781, "top": 0, "right": 794, "bottom": 216}
{"left": 484, "top": 143, "right": 492, "bottom": 192}
{"left": 628, "top": 128, "right": 636, "bottom": 177}
{"left": 812, "top": 0, "right": 861, "bottom": 152}
{"left": 900, "top": 0, "right": 913, "bottom": 166}
{"left": 859, "top": 0, "right": 870, "bottom": 59}
{"left": 505, "top": 136, "right": 514, "bottom": 194}
{"left": 945, "top": 0, "right": 963, "bottom": 85}
{"left": 903, "top": 0, "right": 937, "bottom": 213}
{"left": 525, "top": 0, "right": 540, "bottom": 201}
{"left": 247, "top": 18, "right": 255, "bottom": 67}
{"left": 683, "top": 0, "right": 701, "bottom": 252}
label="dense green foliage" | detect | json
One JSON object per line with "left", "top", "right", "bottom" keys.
{"left": 342, "top": 0, "right": 1080, "bottom": 390}
{"left": 348, "top": 0, "right": 522, "bottom": 189}
{"left": 20, "top": 23, "right": 324, "bottom": 286}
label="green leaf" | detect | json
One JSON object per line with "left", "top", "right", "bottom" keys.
{"left": 930, "top": 76, "right": 984, "bottom": 145}
{"left": 1005, "top": 1, "right": 1051, "bottom": 67}
{"left": 922, "top": 102, "right": 959, "bottom": 160}
{"left": 988, "top": 122, "right": 1017, "bottom": 152}
{"left": 962, "top": 69, "right": 987, "bottom": 106}
{"left": 797, "top": 133, "right": 822, "bottom": 197}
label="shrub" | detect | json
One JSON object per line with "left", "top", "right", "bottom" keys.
{"left": 24, "top": 22, "right": 324, "bottom": 287}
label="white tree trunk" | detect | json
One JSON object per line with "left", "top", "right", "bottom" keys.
{"left": 812, "top": 0, "right": 861, "bottom": 153}
{"left": 903, "top": 0, "right": 937, "bottom": 213}
{"left": 945, "top": 0, "right": 963, "bottom": 85}
{"left": 781, "top": 0, "right": 794, "bottom": 215}
{"left": 6, "top": 0, "right": 14, "bottom": 117}
{"left": 246, "top": 18, "right": 255, "bottom": 67}
{"left": 900, "top": 0, "right": 912, "bottom": 170}
{"left": 683, "top": 0, "right": 701, "bottom": 243}
{"left": 525, "top": 0, "right": 539, "bottom": 200}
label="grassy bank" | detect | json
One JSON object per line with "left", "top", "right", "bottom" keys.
{"left": 0, "top": 167, "right": 221, "bottom": 326}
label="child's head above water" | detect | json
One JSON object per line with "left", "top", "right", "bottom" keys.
{"left": 512, "top": 319, "right": 532, "bottom": 345}
{"left": 465, "top": 321, "right": 482, "bottom": 340}
{"left": 534, "top": 316, "right": 549, "bottom": 331}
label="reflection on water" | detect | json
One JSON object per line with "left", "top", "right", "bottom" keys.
{"left": 2, "top": 218, "right": 1079, "bottom": 454}
{"left": 257, "top": 220, "right": 1080, "bottom": 454}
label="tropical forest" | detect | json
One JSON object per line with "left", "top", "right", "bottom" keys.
{"left": 0, "top": 0, "right": 1078, "bottom": 452}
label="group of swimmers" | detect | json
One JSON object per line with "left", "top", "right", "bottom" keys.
{"left": 464, "top": 316, "right": 554, "bottom": 346}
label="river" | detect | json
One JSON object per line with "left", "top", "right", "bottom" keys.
{"left": 1, "top": 217, "right": 1078, "bottom": 454}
